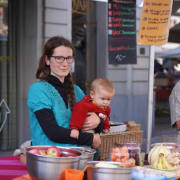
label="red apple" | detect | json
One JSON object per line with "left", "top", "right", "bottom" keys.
{"left": 29, "top": 149, "right": 40, "bottom": 155}
{"left": 47, "top": 146, "right": 61, "bottom": 157}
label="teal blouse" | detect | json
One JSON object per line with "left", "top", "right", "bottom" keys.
{"left": 27, "top": 81, "right": 84, "bottom": 146}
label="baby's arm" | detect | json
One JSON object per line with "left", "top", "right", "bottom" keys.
{"left": 103, "top": 107, "right": 111, "bottom": 133}
{"left": 103, "top": 129, "right": 109, "bottom": 133}
{"left": 70, "top": 129, "right": 79, "bottom": 139}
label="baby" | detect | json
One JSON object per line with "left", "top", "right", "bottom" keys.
{"left": 70, "top": 78, "right": 115, "bottom": 139}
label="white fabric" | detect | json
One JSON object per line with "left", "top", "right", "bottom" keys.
{"left": 13, "top": 140, "right": 31, "bottom": 156}
{"left": 169, "top": 81, "right": 180, "bottom": 126}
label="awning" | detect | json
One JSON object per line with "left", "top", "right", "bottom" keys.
{"left": 155, "top": 47, "right": 180, "bottom": 58}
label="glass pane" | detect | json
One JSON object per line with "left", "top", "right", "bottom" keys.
{"left": 0, "top": 0, "right": 8, "bottom": 41}
{"left": 0, "top": 0, "right": 17, "bottom": 150}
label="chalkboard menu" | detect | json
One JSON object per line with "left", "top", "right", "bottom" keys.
{"left": 108, "top": 0, "right": 137, "bottom": 64}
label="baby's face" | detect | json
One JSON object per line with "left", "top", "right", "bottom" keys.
{"left": 90, "top": 88, "right": 114, "bottom": 109}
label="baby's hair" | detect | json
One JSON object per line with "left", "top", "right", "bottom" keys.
{"left": 91, "top": 78, "right": 115, "bottom": 95}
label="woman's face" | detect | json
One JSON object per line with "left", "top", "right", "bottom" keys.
{"left": 45, "top": 46, "right": 73, "bottom": 83}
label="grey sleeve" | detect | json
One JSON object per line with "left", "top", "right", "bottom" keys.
{"left": 169, "top": 81, "right": 180, "bottom": 126}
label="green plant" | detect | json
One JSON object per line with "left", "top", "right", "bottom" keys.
{"left": 155, "top": 104, "right": 170, "bottom": 117}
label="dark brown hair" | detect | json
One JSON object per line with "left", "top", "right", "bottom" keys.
{"left": 36, "top": 36, "right": 76, "bottom": 110}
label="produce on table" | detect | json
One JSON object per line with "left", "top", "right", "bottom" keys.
{"left": 110, "top": 145, "right": 135, "bottom": 168}
{"left": 39, "top": 149, "right": 46, "bottom": 156}
{"left": 152, "top": 153, "right": 173, "bottom": 170}
{"left": 46, "top": 146, "right": 61, "bottom": 157}
{"left": 29, "top": 146, "right": 61, "bottom": 157}
{"left": 124, "top": 142, "right": 141, "bottom": 165}
{"left": 148, "top": 144, "right": 180, "bottom": 170}
{"left": 148, "top": 145, "right": 171, "bottom": 165}
{"left": 29, "top": 149, "right": 40, "bottom": 155}
{"left": 166, "top": 152, "right": 180, "bottom": 167}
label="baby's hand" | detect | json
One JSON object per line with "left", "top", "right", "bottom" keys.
{"left": 103, "top": 129, "right": 109, "bottom": 134}
{"left": 70, "top": 129, "right": 79, "bottom": 139}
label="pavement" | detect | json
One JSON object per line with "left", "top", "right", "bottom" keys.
{"left": 141, "top": 115, "right": 178, "bottom": 152}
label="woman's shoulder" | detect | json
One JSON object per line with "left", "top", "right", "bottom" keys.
{"left": 74, "top": 84, "right": 84, "bottom": 94}
{"left": 73, "top": 84, "right": 85, "bottom": 101}
{"left": 29, "top": 81, "right": 49, "bottom": 89}
{"left": 28, "top": 81, "right": 51, "bottom": 94}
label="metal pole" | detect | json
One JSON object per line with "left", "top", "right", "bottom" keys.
{"left": 146, "top": 45, "right": 155, "bottom": 152}
{"left": 127, "top": 65, "right": 133, "bottom": 121}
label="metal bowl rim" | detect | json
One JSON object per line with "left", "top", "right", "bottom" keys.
{"left": 26, "top": 145, "right": 82, "bottom": 159}
{"left": 151, "top": 142, "right": 179, "bottom": 147}
{"left": 87, "top": 161, "right": 132, "bottom": 171}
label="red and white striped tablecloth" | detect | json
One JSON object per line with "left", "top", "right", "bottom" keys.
{"left": 0, "top": 156, "right": 27, "bottom": 180}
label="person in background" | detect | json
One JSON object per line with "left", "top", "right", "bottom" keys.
{"left": 169, "top": 80, "right": 180, "bottom": 131}
{"left": 163, "top": 58, "right": 178, "bottom": 75}
{"left": 154, "top": 59, "right": 163, "bottom": 77}
{"left": 27, "top": 36, "right": 101, "bottom": 149}
{"left": 70, "top": 78, "right": 115, "bottom": 139}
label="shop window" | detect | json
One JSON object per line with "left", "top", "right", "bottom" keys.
{"left": 0, "top": 0, "right": 17, "bottom": 150}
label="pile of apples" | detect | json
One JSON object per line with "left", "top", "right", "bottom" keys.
{"left": 29, "top": 146, "right": 61, "bottom": 157}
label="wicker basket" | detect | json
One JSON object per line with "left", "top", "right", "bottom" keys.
{"left": 99, "top": 130, "right": 143, "bottom": 160}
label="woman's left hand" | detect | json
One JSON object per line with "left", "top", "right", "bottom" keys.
{"left": 82, "top": 112, "right": 100, "bottom": 131}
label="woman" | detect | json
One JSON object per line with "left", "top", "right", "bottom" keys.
{"left": 27, "top": 36, "right": 101, "bottom": 148}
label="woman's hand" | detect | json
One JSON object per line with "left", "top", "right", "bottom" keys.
{"left": 92, "top": 133, "right": 101, "bottom": 149}
{"left": 82, "top": 112, "right": 100, "bottom": 131}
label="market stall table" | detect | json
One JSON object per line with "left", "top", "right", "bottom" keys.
{"left": 0, "top": 156, "right": 43, "bottom": 180}
{"left": 134, "top": 166, "right": 180, "bottom": 179}
{"left": 0, "top": 156, "right": 27, "bottom": 180}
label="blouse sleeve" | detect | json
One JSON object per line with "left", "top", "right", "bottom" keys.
{"left": 169, "top": 81, "right": 180, "bottom": 126}
{"left": 74, "top": 85, "right": 85, "bottom": 102}
{"left": 27, "top": 83, "right": 52, "bottom": 112}
{"left": 35, "top": 108, "right": 93, "bottom": 146}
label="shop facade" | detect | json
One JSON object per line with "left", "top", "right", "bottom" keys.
{"left": 0, "top": 0, "right": 151, "bottom": 150}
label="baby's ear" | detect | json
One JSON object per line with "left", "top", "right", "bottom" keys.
{"left": 90, "top": 90, "right": 95, "bottom": 98}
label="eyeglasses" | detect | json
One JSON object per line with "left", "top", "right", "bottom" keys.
{"left": 51, "top": 56, "right": 73, "bottom": 64}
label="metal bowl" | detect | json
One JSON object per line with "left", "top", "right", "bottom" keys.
{"left": 70, "top": 147, "right": 96, "bottom": 170}
{"left": 87, "top": 161, "right": 132, "bottom": 180}
{"left": 26, "top": 146, "right": 81, "bottom": 180}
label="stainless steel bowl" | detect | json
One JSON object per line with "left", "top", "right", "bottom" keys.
{"left": 70, "top": 147, "right": 96, "bottom": 170}
{"left": 151, "top": 142, "right": 179, "bottom": 150}
{"left": 87, "top": 161, "right": 132, "bottom": 180}
{"left": 26, "top": 146, "right": 81, "bottom": 180}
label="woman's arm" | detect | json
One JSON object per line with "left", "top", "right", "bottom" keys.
{"left": 35, "top": 108, "right": 93, "bottom": 146}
